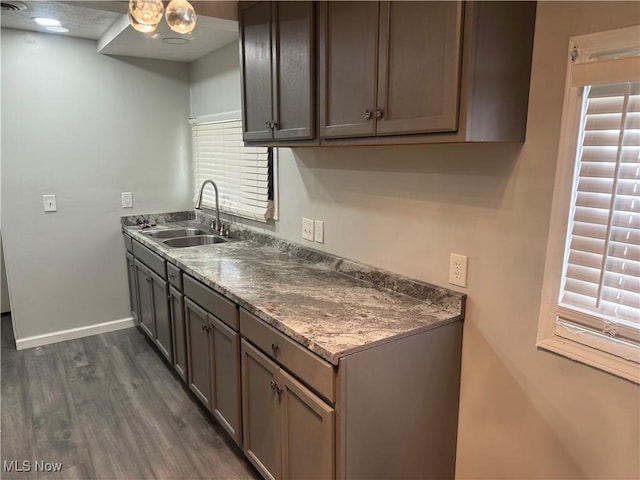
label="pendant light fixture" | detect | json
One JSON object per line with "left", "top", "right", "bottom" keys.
{"left": 128, "top": 0, "right": 197, "bottom": 35}
{"left": 165, "top": 0, "right": 197, "bottom": 34}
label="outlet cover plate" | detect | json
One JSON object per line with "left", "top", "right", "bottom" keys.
{"left": 121, "top": 192, "right": 133, "bottom": 208}
{"left": 302, "top": 217, "right": 314, "bottom": 241}
{"left": 449, "top": 253, "right": 468, "bottom": 288}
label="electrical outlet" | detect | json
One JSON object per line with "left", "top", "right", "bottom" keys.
{"left": 449, "top": 253, "right": 468, "bottom": 288}
{"left": 302, "top": 217, "right": 314, "bottom": 241}
{"left": 314, "top": 220, "right": 324, "bottom": 243}
{"left": 43, "top": 194, "right": 57, "bottom": 212}
{"left": 121, "top": 192, "right": 133, "bottom": 208}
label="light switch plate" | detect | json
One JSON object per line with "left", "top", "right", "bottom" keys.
{"left": 314, "top": 220, "right": 324, "bottom": 243}
{"left": 122, "top": 192, "right": 133, "bottom": 208}
{"left": 43, "top": 194, "right": 57, "bottom": 212}
{"left": 302, "top": 217, "right": 314, "bottom": 241}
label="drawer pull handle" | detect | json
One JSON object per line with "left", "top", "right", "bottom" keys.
{"left": 271, "top": 343, "right": 279, "bottom": 353}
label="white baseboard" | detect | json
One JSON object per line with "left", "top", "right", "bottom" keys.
{"left": 15, "top": 316, "right": 136, "bottom": 350}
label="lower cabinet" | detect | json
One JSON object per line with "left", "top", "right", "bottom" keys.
{"left": 125, "top": 252, "right": 139, "bottom": 323}
{"left": 133, "top": 258, "right": 173, "bottom": 364}
{"left": 241, "top": 339, "right": 335, "bottom": 480}
{"left": 169, "top": 285, "right": 187, "bottom": 382}
{"left": 185, "top": 297, "right": 242, "bottom": 445}
{"left": 134, "top": 259, "right": 155, "bottom": 340}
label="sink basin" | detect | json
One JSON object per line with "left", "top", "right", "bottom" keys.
{"left": 144, "top": 228, "right": 210, "bottom": 239}
{"left": 163, "top": 235, "right": 230, "bottom": 248}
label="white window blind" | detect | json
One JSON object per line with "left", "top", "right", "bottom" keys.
{"left": 193, "top": 119, "right": 273, "bottom": 222}
{"left": 558, "top": 82, "right": 640, "bottom": 346}
{"left": 538, "top": 25, "right": 640, "bottom": 383}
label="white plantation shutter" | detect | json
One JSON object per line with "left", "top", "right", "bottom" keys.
{"left": 558, "top": 81, "right": 640, "bottom": 346}
{"left": 193, "top": 119, "right": 273, "bottom": 221}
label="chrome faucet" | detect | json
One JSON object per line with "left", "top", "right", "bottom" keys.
{"left": 194, "top": 179, "right": 221, "bottom": 233}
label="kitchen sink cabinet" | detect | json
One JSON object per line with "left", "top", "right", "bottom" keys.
{"left": 125, "top": 252, "right": 139, "bottom": 324}
{"left": 239, "top": 0, "right": 315, "bottom": 143}
{"left": 169, "top": 285, "right": 187, "bottom": 382}
{"left": 134, "top": 259, "right": 155, "bottom": 341}
{"left": 184, "top": 277, "right": 242, "bottom": 446}
{"left": 241, "top": 340, "right": 334, "bottom": 480}
{"left": 185, "top": 298, "right": 212, "bottom": 407}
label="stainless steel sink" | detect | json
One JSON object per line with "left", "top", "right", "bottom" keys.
{"left": 162, "top": 235, "right": 231, "bottom": 248}
{"left": 143, "top": 228, "right": 210, "bottom": 239}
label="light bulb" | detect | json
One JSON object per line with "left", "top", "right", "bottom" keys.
{"left": 165, "top": 0, "right": 197, "bottom": 34}
{"left": 129, "top": 0, "right": 164, "bottom": 26}
{"left": 128, "top": 11, "right": 157, "bottom": 33}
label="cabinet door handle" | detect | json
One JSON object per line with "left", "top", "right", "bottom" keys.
{"left": 269, "top": 380, "right": 276, "bottom": 390}
{"left": 265, "top": 121, "right": 271, "bottom": 128}
{"left": 271, "top": 343, "right": 279, "bottom": 354}
{"left": 146, "top": 277, "right": 152, "bottom": 283}
{"left": 275, "top": 385, "right": 284, "bottom": 396}
{"left": 375, "top": 108, "right": 384, "bottom": 119}
{"left": 271, "top": 122, "right": 278, "bottom": 129}
{"left": 169, "top": 273, "right": 175, "bottom": 279}
{"left": 364, "top": 110, "right": 372, "bottom": 120}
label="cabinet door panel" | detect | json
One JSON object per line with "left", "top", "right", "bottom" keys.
{"left": 134, "top": 260, "right": 154, "bottom": 340}
{"left": 169, "top": 286, "right": 187, "bottom": 382}
{"left": 279, "top": 369, "right": 334, "bottom": 480}
{"left": 240, "top": 1, "right": 274, "bottom": 141}
{"left": 376, "top": 1, "right": 462, "bottom": 135}
{"left": 273, "top": 1, "right": 315, "bottom": 140}
{"left": 150, "top": 269, "right": 172, "bottom": 363}
{"left": 241, "top": 340, "right": 280, "bottom": 480}
{"left": 125, "top": 252, "right": 139, "bottom": 323}
{"left": 319, "top": 1, "right": 378, "bottom": 139}
{"left": 185, "top": 298, "right": 211, "bottom": 408}
{"left": 210, "top": 315, "right": 242, "bottom": 445}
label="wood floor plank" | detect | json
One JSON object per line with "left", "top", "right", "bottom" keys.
{"left": 2, "top": 317, "right": 259, "bottom": 480}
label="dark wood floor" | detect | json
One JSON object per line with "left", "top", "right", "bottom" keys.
{"left": 1, "top": 314, "right": 260, "bottom": 479}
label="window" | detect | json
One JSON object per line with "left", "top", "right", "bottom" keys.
{"left": 538, "top": 26, "right": 640, "bottom": 383}
{"left": 192, "top": 112, "right": 275, "bottom": 222}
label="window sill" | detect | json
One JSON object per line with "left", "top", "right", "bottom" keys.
{"left": 537, "top": 333, "right": 640, "bottom": 385}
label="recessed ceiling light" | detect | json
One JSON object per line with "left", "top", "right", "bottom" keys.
{"left": 46, "top": 26, "right": 69, "bottom": 33}
{"left": 33, "top": 17, "right": 61, "bottom": 27}
{"left": 162, "top": 37, "right": 190, "bottom": 45}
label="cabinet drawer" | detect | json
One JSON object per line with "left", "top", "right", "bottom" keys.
{"left": 123, "top": 234, "right": 133, "bottom": 253}
{"left": 132, "top": 240, "right": 167, "bottom": 279}
{"left": 240, "top": 308, "right": 335, "bottom": 403}
{"left": 167, "top": 263, "right": 183, "bottom": 291}
{"left": 184, "top": 274, "right": 238, "bottom": 331}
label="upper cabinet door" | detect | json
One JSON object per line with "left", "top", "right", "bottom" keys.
{"left": 318, "top": 1, "right": 379, "bottom": 139}
{"left": 273, "top": 1, "right": 315, "bottom": 140}
{"left": 376, "top": 1, "right": 463, "bottom": 136}
{"left": 240, "top": 1, "right": 274, "bottom": 141}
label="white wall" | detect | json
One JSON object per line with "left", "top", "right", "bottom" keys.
{"left": 1, "top": 29, "right": 192, "bottom": 340}
{"left": 189, "top": 41, "right": 241, "bottom": 118}
{"left": 190, "top": 4, "right": 640, "bottom": 478}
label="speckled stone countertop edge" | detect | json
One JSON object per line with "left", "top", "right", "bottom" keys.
{"left": 122, "top": 213, "right": 466, "bottom": 364}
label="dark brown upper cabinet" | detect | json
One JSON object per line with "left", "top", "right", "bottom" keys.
{"left": 319, "top": 1, "right": 463, "bottom": 139}
{"left": 239, "top": 1, "right": 315, "bottom": 143}
{"left": 318, "top": 1, "right": 536, "bottom": 144}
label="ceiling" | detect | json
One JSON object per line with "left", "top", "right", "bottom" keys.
{"left": 0, "top": 1, "right": 239, "bottom": 62}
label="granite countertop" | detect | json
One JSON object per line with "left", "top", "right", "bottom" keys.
{"left": 123, "top": 216, "right": 465, "bottom": 365}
